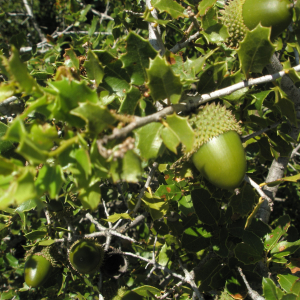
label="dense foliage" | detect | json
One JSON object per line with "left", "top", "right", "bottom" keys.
{"left": 0, "top": 0, "right": 300, "bottom": 299}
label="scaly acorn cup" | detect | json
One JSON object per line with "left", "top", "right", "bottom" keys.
{"left": 24, "top": 253, "right": 53, "bottom": 288}
{"left": 188, "top": 103, "right": 246, "bottom": 190}
{"left": 222, "top": 0, "right": 293, "bottom": 48}
{"left": 68, "top": 239, "right": 104, "bottom": 274}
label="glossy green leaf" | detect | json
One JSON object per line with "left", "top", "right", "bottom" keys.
{"left": 234, "top": 243, "right": 262, "bottom": 264}
{"left": 0, "top": 82, "right": 16, "bottom": 102}
{"left": 83, "top": 50, "right": 104, "bottom": 85}
{"left": 271, "top": 240, "right": 300, "bottom": 258}
{"left": 4, "top": 117, "right": 26, "bottom": 142}
{"left": 242, "top": 231, "right": 264, "bottom": 254}
{"left": 198, "top": 0, "right": 217, "bottom": 16}
{"left": 264, "top": 215, "right": 290, "bottom": 252}
{"left": 191, "top": 188, "right": 220, "bottom": 226}
{"left": 278, "top": 274, "right": 298, "bottom": 293}
{"left": 211, "top": 227, "right": 228, "bottom": 257}
{"left": 263, "top": 278, "right": 285, "bottom": 300}
{"left": 110, "top": 150, "right": 142, "bottom": 183}
{"left": 0, "top": 122, "right": 14, "bottom": 154}
{"left": 65, "top": 48, "right": 79, "bottom": 70}
{"left": 70, "top": 148, "right": 91, "bottom": 182}
{"left": 164, "top": 114, "right": 195, "bottom": 152}
{"left": 48, "top": 78, "right": 98, "bottom": 126}
{"left": 237, "top": 25, "right": 275, "bottom": 77}
{"left": 78, "top": 183, "right": 101, "bottom": 211}
{"left": 229, "top": 185, "right": 257, "bottom": 217}
{"left": 160, "top": 126, "right": 180, "bottom": 153}
{"left": 35, "top": 165, "right": 64, "bottom": 199}
{"left": 135, "top": 122, "right": 164, "bottom": 160}
{"left": 4, "top": 46, "right": 41, "bottom": 95}
{"left": 71, "top": 102, "right": 115, "bottom": 135}
{"left": 182, "top": 226, "right": 212, "bottom": 252}
{"left": 146, "top": 56, "right": 183, "bottom": 104}
{"left": 24, "top": 230, "right": 47, "bottom": 240}
{"left": 119, "top": 86, "right": 141, "bottom": 115}
{"left": 158, "top": 243, "right": 172, "bottom": 266}
{"left": 178, "top": 195, "right": 195, "bottom": 216}
{"left": 155, "top": 184, "right": 181, "bottom": 201}
{"left": 197, "top": 62, "right": 227, "bottom": 94}
{"left": 103, "top": 213, "right": 134, "bottom": 223}
{"left": 121, "top": 32, "right": 157, "bottom": 85}
{"left": 0, "top": 156, "right": 17, "bottom": 176}
{"left": 291, "top": 279, "right": 300, "bottom": 296}
{"left": 142, "top": 192, "right": 169, "bottom": 221}
{"left": 6, "top": 252, "right": 19, "bottom": 268}
{"left": 151, "top": 0, "right": 187, "bottom": 19}
{"left": 94, "top": 50, "right": 130, "bottom": 97}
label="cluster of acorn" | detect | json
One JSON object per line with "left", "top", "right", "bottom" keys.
{"left": 24, "top": 239, "right": 128, "bottom": 289}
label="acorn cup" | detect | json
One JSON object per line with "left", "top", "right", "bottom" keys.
{"left": 222, "top": 0, "right": 293, "bottom": 48}
{"left": 186, "top": 103, "right": 247, "bottom": 190}
{"left": 101, "top": 247, "right": 128, "bottom": 279}
{"left": 68, "top": 239, "right": 104, "bottom": 275}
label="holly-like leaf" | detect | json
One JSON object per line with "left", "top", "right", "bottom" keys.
{"left": 234, "top": 243, "right": 262, "bottom": 264}
{"left": 151, "top": 0, "right": 187, "bottom": 19}
{"left": 35, "top": 165, "right": 64, "bottom": 199}
{"left": 160, "top": 126, "right": 180, "bottom": 153}
{"left": 263, "top": 278, "right": 285, "bottom": 300}
{"left": 0, "top": 122, "right": 14, "bottom": 154}
{"left": 71, "top": 102, "right": 115, "bottom": 135}
{"left": 264, "top": 215, "right": 291, "bottom": 252}
{"left": 146, "top": 56, "right": 183, "bottom": 104}
{"left": 278, "top": 274, "right": 298, "bottom": 293}
{"left": 164, "top": 114, "right": 195, "bottom": 152}
{"left": 135, "top": 123, "right": 164, "bottom": 160}
{"left": 142, "top": 192, "right": 169, "bottom": 221}
{"left": 84, "top": 50, "right": 104, "bottom": 85}
{"left": 191, "top": 188, "right": 220, "bottom": 226}
{"left": 78, "top": 183, "right": 101, "bottom": 211}
{"left": 198, "top": 0, "right": 218, "bottom": 16}
{"left": 49, "top": 78, "right": 98, "bottom": 126}
{"left": 197, "top": 62, "right": 227, "bottom": 94}
{"left": 182, "top": 226, "right": 212, "bottom": 252}
{"left": 119, "top": 86, "right": 141, "bottom": 115}
{"left": 237, "top": 24, "right": 275, "bottom": 77}
{"left": 103, "top": 213, "right": 134, "bottom": 223}
{"left": 120, "top": 32, "right": 157, "bottom": 85}
{"left": 229, "top": 185, "right": 257, "bottom": 217}
{"left": 24, "top": 230, "right": 48, "bottom": 240}
{"left": 65, "top": 48, "right": 79, "bottom": 70}
{"left": 271, "top": 240, "right": 300, "bottom": 258}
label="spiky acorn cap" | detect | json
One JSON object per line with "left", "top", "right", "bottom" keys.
{"left": 188, "top": 102, "right": 242, "bottom": 154}
{"left": 68, "top": 238, "right": 104, "bottom": 274}
{"left": 221, "top": 0, "right": 248, "bottom": 48}
{"left": 25, "top": 245, "right": 61, "bottom": 268}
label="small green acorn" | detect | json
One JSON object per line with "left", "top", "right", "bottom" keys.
{"left": 222, "top": 0, "right": 293, "bottom": 47}
{"left": 187, "top": 103, "right": 246, "bottom": 190}
{"left": 24, "top": 254, "right": 53, "bottom": 288}
{"left": 68, "top": 239, "right": 104, "bottom": 274}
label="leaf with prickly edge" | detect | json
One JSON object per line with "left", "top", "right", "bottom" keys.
{"left": 71, "top": 102, "right": 115, "bottom": 136}
{"left": 3, "top": 46, "right": 42, "bottom": 96}
{"left": 191, "top": 189, "right": 220, "bottom": 226}
{"left": 263, "top": 278, "right": 285, "bottom": 300}
{"left": 197, "top": 62, "right": 227, "bottom": 94}
{"left": 24, "top": 230, "right": 48, "bottom": 240}
{"left": 278, "top": 274, "right": 298, "bottom": 293}
{"left": 94, "top": 50, "right": 130, "bottom": 97}
{"left": 35, "top": 165, "right": 64, "bottom": 199}
{"left": 229, "top": 185, "right": 257, "bottom": 217}
{"left": 264, "top": 215, "right": 291, "bottom": 252}
{"left": 143, "top": 8, "right": 171, "bottom": 26}
{"left": 78, "top": 183, "right": 101, "bottom": 211}
{"left": 146, "top": 56, "right": 183, "bottom": 104}
{"left": 84, "top": 50, "right": 104, "bottom": 85}
{"left": 135, "top": 123, "right": 164, "bottom": 160}
{"left": 160, "top": 126, "right": 180, "bottom": 154}
{"left": 120, "top": 32, "right": 157, "bottom": 85}
{"left": 48, "top": 78, "right": 98, "bottom": 126}
{"left": 234, "top": 243, "right": 262, "bottom": 264}
{"left": 158, "top": 243, "right": 172, "bottom": 267}
{"left": 119, "top": 86, "right": 141, "bottom": 115}
{"left": 151, "top": 0, "right": 187, "bottom": 19}
{"left": 198, "top": 0, "right": 217, "bottom": 16}
{"left": 237, "top": 24, "right": 275, "bottom": 78}
{"left": 165, "top": 114, "right": 195, "bottom": 152}
{"left": 142, "top": 192, "right": 169, "bottom": 221}
{"left": 65, "top": 48, "right": 79, "bottom": 70}
{"left": 103, "top": 213, "right": 134, "bottom": 223}
{"left": 182, "top": 226, "right": 212, "bottom": 252}
{"left": 131, "top": 285, "right": 161, "bottom": 298}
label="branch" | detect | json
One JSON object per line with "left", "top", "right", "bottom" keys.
{"left": 98, "top": 64, "right": 300, "bottom": 144}
{"left": 22, "top": 0, "right": 46, "bottom": 42}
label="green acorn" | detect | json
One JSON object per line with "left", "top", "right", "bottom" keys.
{"left": 222, "top": 0, "right": 293, "bottom": 48}
{"left": 187, "top": 103, "right": 246, "bottom": 190}
{"left": 68, "top": 239, "right": 104, "bottom": 274}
